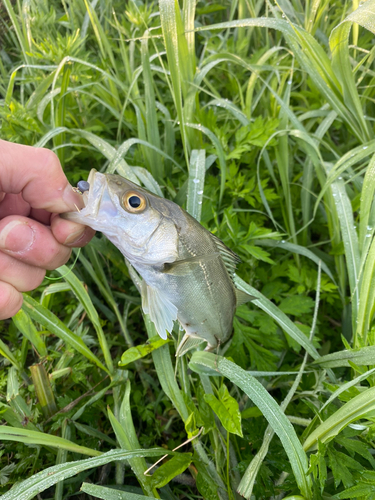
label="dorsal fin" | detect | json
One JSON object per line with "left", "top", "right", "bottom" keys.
{"left": 210, "top": 234, "right": 257, "bottom": 306}
{"left": 210, "top": 234, "right": 241, "bottom": 277}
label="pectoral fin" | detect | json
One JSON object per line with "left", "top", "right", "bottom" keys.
{"left": 162, "top": 253, "right": 220, "bottom": 276}
{"left": 235, "top": 288, "right": 257, "bottom": 306}
{"left": 141, "top": 282, "right": 178, "bottom": 339}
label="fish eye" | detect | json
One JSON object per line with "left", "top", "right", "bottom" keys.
{"left": 129, "top": 195, "right": 141, "bottom": 208}
{"left": 122, "top": 191, "right": 147, "bottom": 213}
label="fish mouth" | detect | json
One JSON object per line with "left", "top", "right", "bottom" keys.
{"left": 61, "top": 169, "right": 118, "bottom": 227}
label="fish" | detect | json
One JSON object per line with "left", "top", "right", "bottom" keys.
{"left": 62, "top": 169, "right": 255, "bottom": 355}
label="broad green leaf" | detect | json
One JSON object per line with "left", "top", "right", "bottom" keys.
{"left": 149, "top": 454, "right": 192, "bottom": 489}
{"left": 80, "top": 483, "right": 159, "bottom": 500}
{"left": 189, "top": 352, "right": 312, "bottom": 498}
{"left": 327, "top": 447, "right": 356, "bottom": 488}
{"left": 304, "top": 386, "right": 375, "bottom": 451}
{"left": 2, "top": 448, "right": 171, "bottom": 500}
{"left": 204, "top": 384, "right": 243, "bottom": 437}
{"left": 22, "top": 295, "right": 108, "bottom": 374}
{"left": 241, "top": 244, "right": 275, "bottom": 264}
{"left": 279, "top": 296, "right": 315, "bottom": 316}
{"left": 119, "top": 336, "right": 172, "bottom": 367}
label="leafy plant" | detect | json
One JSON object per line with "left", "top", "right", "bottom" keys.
{"left": 1, "top": 0, "right": 375, "bottom": 498}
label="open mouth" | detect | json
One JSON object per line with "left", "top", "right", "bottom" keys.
{"left": 61, "top": 169, "right": 118, "bottom": 225}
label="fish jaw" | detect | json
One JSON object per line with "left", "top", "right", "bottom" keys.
{"left": 61, "top": 170, "right": 180, "bottom": 266}
{"left": 61, "top": 170, "right": 112, "bottom": 226}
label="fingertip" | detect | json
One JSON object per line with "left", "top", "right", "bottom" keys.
{"left": 51, "top": 215, "right": 95, "bottom": 247}
{"left": 0, "top": 282, "right": 23, "bottom": 320}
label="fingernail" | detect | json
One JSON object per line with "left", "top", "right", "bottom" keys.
{"left": 0, "top": 221, "right": 35, "bottom": 252}
{"left": 64, "top": 227, "right": 85, "bottom": 245}
{"left": 63, "top": 184, "right": 84, "bottom": 210}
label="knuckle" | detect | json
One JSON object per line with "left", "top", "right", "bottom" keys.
{"left": 36, "top": 148, "right": 61, "bottom": 171}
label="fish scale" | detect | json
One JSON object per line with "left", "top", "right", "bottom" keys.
{"left": 62, "top": 169, "right": 255, "bottom": 355}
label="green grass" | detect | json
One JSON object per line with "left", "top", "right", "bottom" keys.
{"left": 1, "top": 0, "right": 375, "bottom": 498}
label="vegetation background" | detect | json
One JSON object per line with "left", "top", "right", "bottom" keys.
{"left": 1, "top": 0, "right": 375, "bottom": 498}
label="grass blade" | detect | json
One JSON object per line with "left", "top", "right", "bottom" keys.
{"left": 234, "top": 276, "right": 320, "bottom": 360}
{"left": 56, "top": 265, "right": 114, "bottom": 374}
{"left": 189, "top": 352, "right": 312, "bottom": 499}
{"left": 81, "top": 483, "right": 158, "bottom": 499}
{"left": 186, "top": 149, "right": 206, "bottom": 221}
{"left": 355, "top": 237, "right": 375, "bottom": 345}
{"left": 0, "top": 426, "right": 101, "bottom": 457}
{"left": 313, "top": 345, "right": 375, "bottom": 368}
{"left": 12, "top": 309, "right": 47, "bottom": 358}
{"left": 159, "top": 0, "right": 189, "bottom": 164}
{"left": 2, "top": 449, "right": 171, "bottom": 500}
{"left": 22, "top": 295, "right": 109, "bottom": 374}
{"left": 141, "top": 33, "right": 163, "bottom": 181}
{"left": 257, "top": 240, "right": 336, "bottom": 284}
{"left": 329, "top": 0, "right": 375, "bottom": 142}
{"left": 303, "top": 386, "right": 375, "bottom": 451}
{"left": 329, "top": 172, "right": 360, "bottom": 331}
{"left": 359, "top": 154, "right": 375, "bottom": 253}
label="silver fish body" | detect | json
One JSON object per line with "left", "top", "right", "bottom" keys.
{"left": 63, "top": 169, "right": 253, "bottom": 353}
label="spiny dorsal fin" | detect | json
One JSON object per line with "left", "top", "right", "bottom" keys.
{"left": 210, "top": 233, "right": 241, "bottom": 277}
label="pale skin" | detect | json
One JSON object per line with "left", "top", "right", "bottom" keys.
{"left": 0, "top": 139, "right": 95, "bottom": 320}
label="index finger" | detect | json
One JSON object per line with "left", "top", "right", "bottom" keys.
{"left": 0, "top": 140, "right": 83, "bottom": 213}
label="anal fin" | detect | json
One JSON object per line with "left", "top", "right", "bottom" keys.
{"left": 235, "top": 288, "right": 257, "bottom": 306}
{"left": 176, "top": 333, "right": 206, "bottom": 357}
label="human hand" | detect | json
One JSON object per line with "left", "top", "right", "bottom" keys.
{"left": 0, "top": 139, "right": 95, "bottom": 320}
